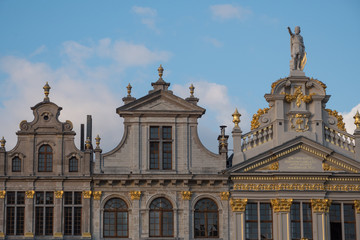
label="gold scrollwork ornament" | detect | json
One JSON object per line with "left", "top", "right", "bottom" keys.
{"left": 290, "top": 114, "right": 309, "bottom": 132}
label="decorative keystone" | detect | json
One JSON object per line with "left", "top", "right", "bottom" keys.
{"left": 25, "top": 190, "right": 35, "bottom": 199}
{"left": 181, "top": 191, "right": 192, "bottom": 200}
{"left": 311, "top": 199, "right": 332, "bottom": 213}
{"left": 232, "top": 108, "right": 241, "bottom": 128}
{"left": 230, "top": 198, "right": 247, "bottom": 212}
{"left": 129, "top": 191, "right": 141, "bottom": 200}
{"left": 93, "top": 191, "right": 102, "bottom": 200}
{"left": 271, "top": 198, "right": 293, "bottom": 212}
{"left": 82, "top": 191, "right": 92, "bottom": 199}
{"left": 55, "top": 191, "right": 64, "bottom": 199}
{"left": 43, "top": 82, "right": 51, "bottom": 101}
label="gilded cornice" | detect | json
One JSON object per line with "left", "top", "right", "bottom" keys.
{"left": 220, "top": 192, "right": 230, "bottom": 200}
{"left": 129, "top": 191, "right": 141, "bottom": 200}
{"left": 230, "top": 198, "right": 247, "bottom": 212}
{"left": 234, "top": 183, "right": 360, "bottom": 192}
{"left": 325, "top": 109, "right": 346, "bottom": 132}
{"left": 181, "top": 191, "right": 192, "bottom": 200}
{"left": 311, "top": 199, "right": 331, "bottom": 213}
{"left": 271, "top": 199, "right": 293, "bottom": 212}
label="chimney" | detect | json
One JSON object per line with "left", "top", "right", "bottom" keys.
{"left": 80, "top": 124, "right": 85, "bottom": 151}
{"left": 217, "top": 125, "right": 229, "bottom": 157}
{"left": 86, "top": 115, "right": 92, "bottom": 148}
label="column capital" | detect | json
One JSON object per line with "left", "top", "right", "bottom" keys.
{"left": 271, "top": 198, "right": 293, "bottom": 212}
{"left": 230, "top": 198, "right": 247, "bottom": 212}
{"left": 53, "top": 232, "right": 63, "bottom": 238}
{"left": 311, "top": 199, "right": 332, "bottom": 213}
{"left": 54, "top": 191, "right": 63, "bottom": 199}
{"left": 0, "top": 190, "right": 5, "bottom": 199}
{"left": 354, "top": 200, "right": 360, "bottom": 213}
{"left": 82, "top": 190, "right": 92, "bottom": 199}
{"left": 220, "top": 191, "right": 230, "bottom": 200}
{"left": 25, "top": 190, "right": 35, "bottom": 199}
{"left": 93, "top": 191, "right": 102, "bottom": 200}
{"left": 181, "top": 191, "right": 192, "bottom": 200}
{"left": 82, "top": 232, "right": 91, "bottom": 238}
{"left": 129, "top": 191, "right": 141, "bottom": 200}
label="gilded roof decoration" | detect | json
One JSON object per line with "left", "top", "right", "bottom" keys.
{"left": 234, "top": 183, "right": 360, "bottom": 192}
{"left": 310, "top": 77, "right": 327, "bottom": 91}
{"left": 282, "top": 86, "right": 315, "bottom": 107}
{"left": 325, "top": 109, "right": 346, "bottom": 132}
{"left": 251, "top": 107, "right": 270, "bottom": 130}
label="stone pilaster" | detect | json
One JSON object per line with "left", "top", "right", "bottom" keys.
{"left": 354, "top": 200, "right": 360, "bottom": 240}
{"left": 25, "top": 190, "right": 35, "bottom": 238}
{"left": 354, "top": 130, "right": 360, "bottom": 161}
{"left": 82, "top": 191, "right": 92, "bottom": 238}
{"left": 130, "top": 191, "right": 141, "bottom": 239}
{"left": 0, "top": 191, "right": 5, "bottom": 239}
{"left": 181, "top": 191, "right": 192, "bottom": 240}
{"left": 53, "top": 191, "right": 63, "bottom": 238}
{"left": 92, "top": 191, "right": 102, "bottom": 240}
{"left": 229, "top": 198, "right": 247, "bottom": 240}
{"left": 271, "top": 199, "right": 293, "bottom": 240}
{"left": 311, "top": 199, "right": 331, "bottom": 240}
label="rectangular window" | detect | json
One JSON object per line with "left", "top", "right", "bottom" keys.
{"left": 149, "top": 126, "right": 172, "bottom": 170}
{"left": 64, "top": 192, "right": 82, "bottom": 236}
{"left": 35, "top": 192, "right": 53, "bottom": 236}
{"left": 291, "top": 202, "right": 313, "bottom": 240}
{"left": 330, "top": 203, "right": 356, "bottom": 240}
{"left": 6, "top": 192, "right": 25, "bottom": 235}
{"left": 245, "top": 202, "right": 273, "bottom": 240}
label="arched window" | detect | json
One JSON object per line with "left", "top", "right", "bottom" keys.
{"left": 38, "top": 145, "right": 53, "bottom": 172}
{"left": 12, "top": 157, "right": 21, "bottom": 172}
{"left": 149, "top": 197, "right": 173, "bottom": 237}
{"left": 194, "top": 198, "right": 219, "bottom": 238}
{"left": 103, "top": 198, "right": 128, "bottom": 238}
{"left": 69, "top": 157, "right": 78, "bottom": 172}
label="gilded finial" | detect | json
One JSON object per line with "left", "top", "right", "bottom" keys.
{"left": 0, "top": 137, "right": 5, "bottom": 148}
{"left": 85, "top": 137, "right": 91, "bottom": 150}
{"left": 189, "top": 84, "right": 195, "bottom": 97}
{"left": 158, "top": 64, "right": 164, "bottom": 79}
{"left": 95, "top": 134, "right": 101, "bottom": 149}
{"left": 354, "top": 111, "right": 360, "bottom": 129}
{"left": 126, "top": 83, "right": 132, "bottom": 97}
{"left": 232, "top": 108, "right": 241, "bottom": 128}
{"left": 43, "top": 82, "right": 51, "bottom": 101}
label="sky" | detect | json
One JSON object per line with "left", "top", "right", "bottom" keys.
{"left": 0, "top": 0, "right": 359, "bottom": 153}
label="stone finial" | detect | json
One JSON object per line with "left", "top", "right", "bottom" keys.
{"left": 158, "top": 64, "right": 164, "bottom": 80}
{"left": 95, "top": 134, "right": 101, "bottom": 149}
{"left": 189, "top": 84, "right": 195, "bottom": 97}
{"left": 126, "top": 83, "right": 132, "bottom": 97}
{"left": 232, "top": 108, "right": 241, "bottom": 128}
{"left": 85, "top": 137, "right": 91, "bottom": 150}
{"left": 43, "top": 82, "right": 51, "bottom": 101}
{"left": 0, "top": 137, "right": 5, "bottom": 148}
{"left": 354, "top": 111, "right": 360, "bottom": 129}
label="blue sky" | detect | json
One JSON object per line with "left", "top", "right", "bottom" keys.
{"left": 0, "top": 0, "right": 359, "bottom": 152}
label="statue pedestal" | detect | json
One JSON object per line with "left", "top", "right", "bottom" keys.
{"left": 289, "top": 70, "right": 305, "bottom": 77}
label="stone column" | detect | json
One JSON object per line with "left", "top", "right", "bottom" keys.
{"left": 181, "top": 191, "right": 192, "bottom": 240}
{"left": 25, "top": 190, "right": 35, "bottom": 238}
{"left": 129, "top": 191, "right": 141, "bottom": 240}
{"left": 53, "top": 191, "right": 63, "bottom": 238}
{"left": 82, "top": 191, "right": 92, "bottom": 238}
{"left": 229, "top": 198, "right": 247, "bottom": 240}
{"left": 92, "top": 191, "right": 102, "bottom": 240}
{"left": 271, "top": 199, "right": 293, "bottom": 240}
{"left": 311, "top": 199, "right": 331, "bottom": 240}
{"left": 354, "top": 200, "right": 360, "bottom": 240}
{"left": 0, "top": 191, "right": 5, "bottom": 239}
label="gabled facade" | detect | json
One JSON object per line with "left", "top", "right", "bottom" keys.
{"left": 0, "top": 64, "right": 359, "bottom": 240}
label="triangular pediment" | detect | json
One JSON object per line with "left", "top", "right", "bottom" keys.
{"left": 117, "top": 90, "right": 205, "bottom": 116}
{"left": 228, "top": 137, "right": 360, "bottom": 174}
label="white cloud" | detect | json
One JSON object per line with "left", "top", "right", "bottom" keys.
{"left": 0, "top": 39, "right": 172, "bottom": 152}
{"left": 30, "top": 45, "right": 47, "bottom": 57}
{"left": 341, "top": 103, "right": 360, "bottom": 134}
{"left": 132, "top": 6, "right": 160, "bottom": 33}
{"left": 203, "top": 37, "right": 223, "bottom": 48}
{"left": 210, "top": 4, "right": 252, "bottom": 21}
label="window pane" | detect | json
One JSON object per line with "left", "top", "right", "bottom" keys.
{"left": 150, "top": 127, "right": 159, "bottom": 139}
{"left": 64, "top": 192, "right": 72, "bottom": 205}
{"left": 150, "top": 142, "right": 159, "bottom": 169}
{"left": 162, "top": 126, "right": 172, "bottom": 139}
{"left": 344, "top": 204, "right": 355, "bottom": 240}
{"left": 12, "top": 157, "right": 21, "bottom": 172}
{"left": 69, "top": 157, "right": 78, "bottom": 172}
{"left": 162, "top": 142, "right": 172, "bottom": 170}
{"left": 39, "top": 145, "right": 52, "bottom": 172}
{"left": 17, "top": 192, "right": 25, "bottom": 204}
{"left": 74, "top": 192, "right": 82, "bottom": 205}
{"left": 6, "top": 207, "right": 15, "bottom": 235}
{"left": 260, "top": 203, "right": 272, "bottom": 239}
{"left": 45, "top": 207, "right": 53, "bottom": 235}
{"left": 245, "top": 203, "right": 258, "bottom": 240}
{"left": 74, "top": 207, "right": 82, "bottom": 235}
{"left": 303, "top": 203, "right": 313, "bottom": 239}
{"left": 16, "top": 207, "right": 25, "bottom": 235}
{"left": 103, "top": 198, "right": 128, "bottom": 238}
{"left": 64, "top": 207, "right": 72, "bottom": 235}
{"left": 291, "top": 203, "right": 301, "bottom": 239}
{"left": 35, "top": 207, "right": 44, "bottom": 235}
{"left": 330, "top": 204, "right": 342, "bottom": 240}
{"left": 46, "top": 192, "right": 53, "bottom": 205}
{"left": 36, "top": 192, "right": 44, "bottom": 204}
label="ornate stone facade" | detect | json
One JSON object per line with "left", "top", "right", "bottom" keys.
{"left": 0, "top": 62, "right": 359, "bottom": 240}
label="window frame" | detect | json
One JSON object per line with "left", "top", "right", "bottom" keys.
{"left": 290, "top": 202, "right": 313, "bottom": 240}
{"left": 245, "top": 202, "right": 273, "bottom": 240}
{"left": 6, "top": 191, "right": 25, "bottom": 236}
{"left": 149, "top": 197, "right": 174, "bottom": 237}
{"left": 35, "top": 191, "right": 54, "bottom": 236}
{"left": 12, "top": 156, "right": 21, "bottom": 172}
{"left": 64, "top": 191, "right": 82, "bottom": 236}
{"left": 330, "top": 202, "right": 356, "bottom": 240}
{"left": 194, "top": 198, "right": 219, "bottom": 238}
{"left": 149, "top": 126, "right": 173, "bottom": 170}
{"left": 38, "top": 145, "right": 53, "bottom": 172}
{"left": 69, "top": 157, "right": 79, "bottom": 172}
{"left": 103, "top": 198, "right": 129, "bottom": 238}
